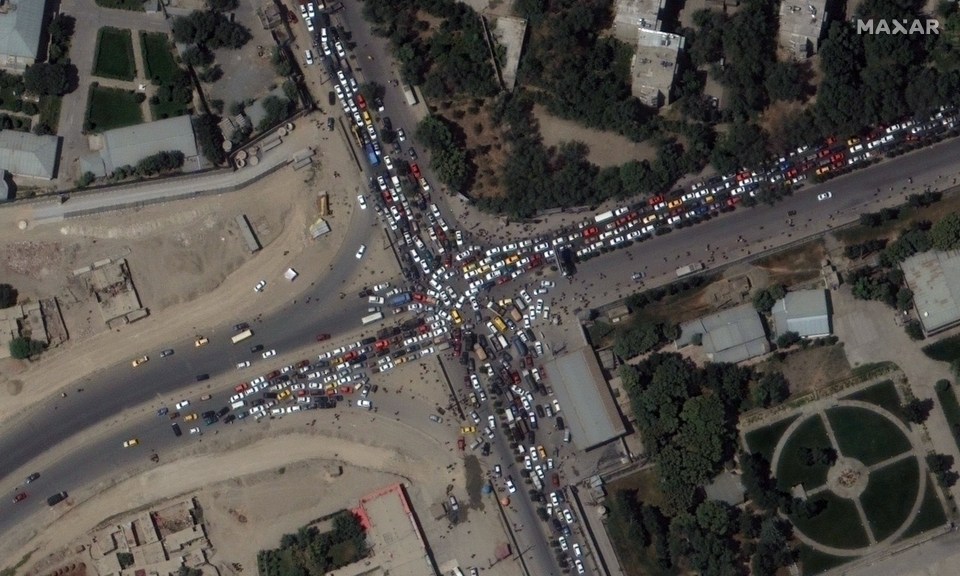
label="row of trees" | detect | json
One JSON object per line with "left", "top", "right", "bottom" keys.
{"left": 258, "top": 511, "right": 366, "bottom": 576}
{"left": 172, "top": 10, "right": 251, "bottom": 50}
{"left": 416, "top": 116, "right": 470, "bottom": 192}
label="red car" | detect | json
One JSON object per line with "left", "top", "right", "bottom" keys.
{"left": 355, "top": 94, "right": 367, "bottom": 110}
{"left": 831, "top": 152, "right": 844, "bottom": 163}
{"left": 411, "top": 163, "right": 422, "bottom": 180}
{"left": 413, "top": 292, "right": 427, "bottom": 302}
{"left": 12, "top": 492, "right": 27, "bottom": 503}
{"left": 316, "top": 333, "right": 331, "bottom": 341}
{"left": 375, "top": 339, "right": 390, "bottom": 351}
{"left": 648, "top": 195, "right": 663, "bottom": 206}
{"left": 234, "top": 383, "right": 248, "bottom": 393}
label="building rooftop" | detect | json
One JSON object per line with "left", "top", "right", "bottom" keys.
{"left": 329, "top": 483, "right": 434, "bottom": 576}
{"left": 677, "top": 303, "right": 769, "bottom": 363}
{"left": 492, "top": 16, "right": 527, "bottom": 92}
{"left": 901, "top": 251, "right": 960, "bottom": 335}
{"left": 778, "top": 0, "right": 828, "bottom": 59}
{"left": 0, "top": 0, "right": 46, "bottom": 64}
{"left": 543, "top": 341, "right": 627, "bottom": 451}
{"left": 771, "top": 289, "right": 831, "bottom": 338}
{"left": 631, "top": 30, "right": 684, "bottom": 108}
{"left": 0, "top": 130, "right": 61, "bottom": 179}
{"left": 94, "top": 116, "right": 199, "bottom": 176}
{"left": 612, "top": 0, "right": 664, "bottom": 43}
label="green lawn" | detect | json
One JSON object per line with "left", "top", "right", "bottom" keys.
{"left": 744, "top": 415, "right": 799, "bottom": 463}
{"left": 776, "top": 415, "right": 833, "bottom": 491}
{"left": 935, "top": 384, "right": 960, "bottom": 450}
{"left": 93, "top": 27, "right": 136, "bottom": 81}
{"left": 0, "top": 84, "right": 21, "bottom": 112}
{"left": 86, "top": 85, "right": 143, "bottom": 131}
{"left": 827, "top": 406, "right": 912, "bottom": 466}
{"left": 845, "top": 380, "right": 905, "bottom": 424}
{"left": 798, "top": 545, "right": 851, "bottom": 576}
{"left": 140, "top": 32, "right": 178, "bottom": 85}
{"left": 38, "top": 96, "right": 62, "bottom": 133}
{"left": 901, "top": 477, "right": 949, "bottom": 539}
{"left": 859, "top": 456, "right": 920, "bottom": 542}
{"left": 94, "top": 0, "right": 145, "bottom": 10}
{"left": 791, "top": 491, "right": 870, "bottom": 549}
{"left": 923, "top": 334, "right": 960, "bottom": 363}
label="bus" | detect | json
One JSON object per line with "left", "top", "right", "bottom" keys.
{"left": 231, "top": 329, "right": 254, "bottom": 344}
{"left": 361, "top": 311, "right": 384, "bottom": 325}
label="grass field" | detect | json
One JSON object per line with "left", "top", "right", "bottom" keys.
{"left": 606, "top": 467, "right": 666, "bottom": 510}
{"left": 86, "top": 85, "right": 142, "bottom": 132}
{"left": 93, "top": 27, "right": 136, "bottom": 81}
{"left": 744, "top": 415, "right": 799, "bottom": 463}
{"left": 38, "top": 96, "right": 62, "bottom": 133}
{"left": 935, "top": 384, "right": 960, "bottom": 450}
{"left": 923, "top": 334, "right": 960, "bottom": 363}
{"left": 791, "top": 491, "right": 870, "bottom": 549}
{"left": 845, "top": 380, "right": 905, "bottom": 423}
{"left": 140, "top": 32, "right": 178, "bottom": 84}
{"left": 94, "top": 0, "right": 144, "bottom": 9}
{"left": 901, "top": 477, "right": 949, "bottom": 539}
{"left": 798, "top": 545, "right": 850, "bottom": 576}
{"left": 776, "top": 415, "right": 833, "bottom": 491}
{"left": 827, "top": 406, "right": 912, "bottom": 466}
{"left": 859, "top": 456, "right": 920, "bottom": 541}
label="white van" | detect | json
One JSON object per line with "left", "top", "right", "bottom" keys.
{"left": 304, "top": 49, "right": 314, "bottom": 65}
{"left": 563, "top": 430, "right": 571, "bottom": 443}
{"left": 231, "top": 400, "right": 245, "bottom": 411}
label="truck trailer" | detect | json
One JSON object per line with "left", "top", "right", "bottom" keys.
{"left": 676, "top": 262, "right": 705, "bottom": 277}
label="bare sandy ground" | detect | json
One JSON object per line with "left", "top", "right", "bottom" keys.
{"left": 533, "top": 104, "right": 657, "bottom": 168}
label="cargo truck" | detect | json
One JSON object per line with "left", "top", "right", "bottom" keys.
{"left": 509, "top": 306, "right": 523, "bottom": 322}
{"left": 364, "top": 143, "right": 380, "bottom": 166}
{"left": 386, "top": 292, "right": 412, "bottom": 307}
{"left": 231, "top": 329, "right": 253, "bottom": 344}
{"left": 473, "top": 343, "right": 488, "bottom": 361}
{"left": 403, "top": 84, "right": 418, "bottom": 106}
{"left": 594, "top": 210, "right": 615, "bottom": 224}
{"left": 513, "top": 336, "right": 528, "bottom": 357}
{"left": 361, "top": 311, "right": 384, "bottom": 325}
{"left": 676, "top": 262, "right": 705, "bottom": 277}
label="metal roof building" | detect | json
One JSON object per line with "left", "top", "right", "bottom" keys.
{"left": 80, "top": 116, "right": 200, "bottom": 177}
{"left": 543, "top": 340, "right": 627, "bottom": 451}
{"left": 612, "top": 0, "right": 664, "bottom": 43}
{"left": 771, "top": 290, "right": 831, "bottom": 339}
{"left": 901, "top": 251, "right": 960, "bottom": 336}
{"left": 677, "top": 303, "right": 770, "bottom": 363}
{"left": 0, "top": 130, "right": 61, "bottom": 179}
{"left": 0, "top": 0, "right": 46, "bottom": 71}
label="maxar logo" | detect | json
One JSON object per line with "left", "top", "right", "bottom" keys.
{"left": 856, "top": 19, "right": 940, "bottom": 34}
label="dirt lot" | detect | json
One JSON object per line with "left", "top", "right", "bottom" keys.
{"left": 533, "top": 105, "right": 658, "bottom": 168}
{"left": 758, "top": 344, "right": 853, "bottom": 393}
{"left": 753, "top": 240, "right": 827, "bottom": 286}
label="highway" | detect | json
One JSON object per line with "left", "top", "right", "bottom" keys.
{"left": 3, "top": 3, "right": 960, "bottom": 570}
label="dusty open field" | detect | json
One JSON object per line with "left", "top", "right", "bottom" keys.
{"left": 533, "top": 104, "right": 658, "bottom": 168}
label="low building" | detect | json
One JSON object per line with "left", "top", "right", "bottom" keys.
{"left": 676, "top": 303, "right": 770, "bottom": 363}
{"left": 79, "top": 115, "right": 200, "bottom": 177}
{"left": 0, "top": 130, "right": 61, "bottom": 179}
{"left": 631, "top": 29, "right": 684, "bottom": 108}
{"left": 0, "top": 0, "right": 47, "bottom": 71}
{"left": 901, "top": 251, "right": 960, "bottom": 336}
{"left": 778, "top": 0, "right": 828, "bottom": 59}
{"left": 771, "top": 289, "right": 831, "bottom": 339}
{"left": 612, "top": 0, "right": 664, "bottom": 43}
{"left": 492, "top": 16, "right": 527, "bottom": 92}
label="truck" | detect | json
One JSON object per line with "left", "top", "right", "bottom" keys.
{"left": 492, "top": 316, "right": 507, "bottom": 333}
{"left": 676, "top": 262, "right": 705, "bottom": 277}
{"left": 594, "top": 210, "right": 615, "bottom": 224}
{"left": 361, "top": 311, "right": 384, "bottom": 325}
{"left": 386, "top": 292, "right": 412, "bottom": 307}
{"left": 364, "top": 143, "right": 380, "bottom": 166}
{"left": 513, "top": 336, "right": 528, "bottom": 357}
{"left": 473, "top": 343, "right": 488, "bottom": 361}
{"left": 509, "top": 306, "right": 523, "bottom": 322}
{"left": 231, "top": 329, "right": 254, "bottom": 344}
{"left": 402, "top": 84, "right": 418, "bottom": 106}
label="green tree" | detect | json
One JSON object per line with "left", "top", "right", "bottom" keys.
{"left": 902, "top": 398, "right": 934, "bottom": 424}
{"left": 905, "top": 320, "right": 925, "bottom": 341}
{"left": 754, "top": 372, "right": 789, "bottom": 407}
{"left": 765, "top": 61, "right": 810, "bottom": 101}
{"left": 24, "top": 63, "right": 72, "bottom": 96}
{"left": 0, "top": 283, "right": 17, "bottom": 308}
{"left": 9, "top": 336, "right": 44, "bottom": 359}
{"left": 775, "top": 331, "right": 801, "bottom": 349}
{"left": 930, "top": 213, "right": 960, "bottom": 251}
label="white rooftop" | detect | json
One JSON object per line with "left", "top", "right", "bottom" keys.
{"left": 0, "top": 0, "right": 46, "bottom": 63}
{"left": 631, "top": 29, "right": 684, "bottom": 108}
{"left": 771, "top": 290, "right": 831, "bottom": 338}
{"left": 778, "top": 0, "right": 828, "bottom": 59}
{"left": 0, "top": 130, "right": 60, "bottom": 179}
{"left": 901, "top": 250, "right": 960, "bottom": 335}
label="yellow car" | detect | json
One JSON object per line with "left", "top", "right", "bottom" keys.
{"left": 277, "top": 389, "right": 292, "bottom": 401}
{"left": 131, "top": 355, "right": 149, "bottom": 367}
{"left": 123, "top": 438, "right": 139, "bottom": 448}
{"left": 195, "top": 336, "right": 209, "bottom": 347}
{"left": 667, "top": 199, "right": 683, "bottom": 209}
{"left": 538, "top": 445, "right": 548, "bottom": 460}
{"left": 184, "top": 413, "right": 198, "bottom": 422}
{"left": 451, "top": 309, "right": 463, "bottom": 326}
{"left": 505, "top": 254, "right": 520, "bottom": 265}
{"left": 460, "top": 426, "right": 477, "bottom": 434}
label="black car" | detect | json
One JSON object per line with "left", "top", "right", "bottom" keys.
{"left": 223, "top": 414, "right": 236, "bottom": 424}
{"left": 217, "top": 407, "right": 230, "bottom": 417}
{"left": 160, "top": 349, "right": 174, "bottom": 358}
{"left": 25, "top": 472, "right": 40, "bottom": 484}
{"left": 171, "top": 423, "right": 183, "bottom": 437}
{"left": 46, "top": 492, "right": 68, "bottom": 507}
{"left": 196, "top": 374, "right": 209, "bottom": 382}
{"left": 250, "top": 344, "right": 264, "bottom": 353}
{"left": 234, "top": 322, "right": 249, "bottom": 332}
{"left": 555, "top": 416, "right": 565, "bottom": 430}
{"left": 408, "top": 147, "right": 417, "bottom": 160}
{"left": 382, "top": 116, "right": 392, "bottom": 131}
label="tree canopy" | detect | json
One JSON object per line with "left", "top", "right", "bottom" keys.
{"left": 172, "top": 10, "right": 251, "bottom": 49}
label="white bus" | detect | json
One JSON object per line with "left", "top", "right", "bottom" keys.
{"left": 231, "top": 329, "right": 254, "bottom": 344}
{"left": 361, "top": 312, "right": 384, "bottom": 325}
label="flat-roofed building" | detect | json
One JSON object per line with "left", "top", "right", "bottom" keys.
{"left": 612, "top": 0, "right": 664, "bottom": 43}
{"left": 631, "top": 29, "right": 684, "bottom": 108}
{"left": 901, "top": 251, "right": 960, "bottom": 336}
{"left": 778, "top": 0, "right": 828, "bottom": 59}
{"left": 677, "top": 303, "right": 770, "bottom": 363}
{"left": 771, "top": 289, "right": 831, "bottom": 339}
{"left": 79, "top": 115, "right": 199, "bottom": 177}
{"left": 0, "top": 0, "right": 47, "bottom": 71}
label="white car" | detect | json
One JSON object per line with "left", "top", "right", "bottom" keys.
{"left": 304, "top": 49, "right": 314, "bottom": 65}
{"left": 335, "top": 41, "right": 346, "bottom": 58}
{"left": 357, "top": 398, "right": 372, "bottom": 409}
{"left": 254, "top": 280, "right": 266, "bottom": 292}
{"left": 236, "top": 361, "right": 250, "bottom": 369}
{"left": 817, "top": 191, "right": 833, "bottom": 201}
{"left": 262, "top": 349, "right": 276, "bottom": 359}
{"left": 189, "top": 427, "right": 201, "bottom": 435}
{"left": 357, "top": 194, "right": 367, "bottom": 210}
{"left": 175, "top": 400, "right": 190, "bottom": 410}
{"left": 356, "top": 244, "right": 366, "bottom": 259}
{"left": 366, "top": 124, "right": 378, "bottom": 141}
{"left": 541, "top": 280, "right": 555, "bottom": 288}
{"left": 573, "top": 543, "right": 582, "bottom": 557}
{"left": 505, "top": 477, "right": 517, "bottom": 493}
{"left": 397, "top": 128, "right": 406, "bottom": 141}
{"left": 384, "top": 156, "right": 394, "bottom": 171}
